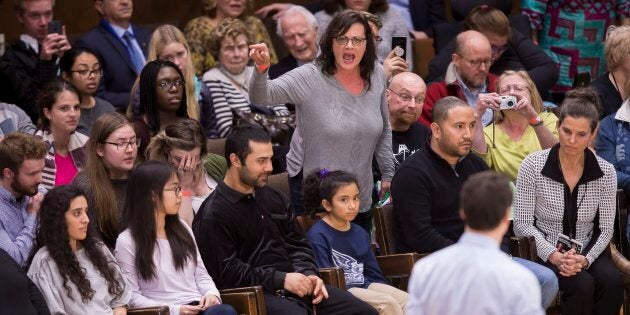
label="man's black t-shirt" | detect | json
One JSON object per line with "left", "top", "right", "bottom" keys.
{"left": 392, "top": 122, "right": 431, "bottom": 169}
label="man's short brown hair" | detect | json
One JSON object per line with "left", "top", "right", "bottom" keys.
{"left": 0, "top": 132, "right": 48, "bottom": 175}
{"left": 460, "top": 171, "right": 512, "bottom": 231}
{"left": 13, "top": 0, "right": 55, "bottom": 15}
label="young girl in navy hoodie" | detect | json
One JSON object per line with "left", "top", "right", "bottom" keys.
{"left": 304, "top": 169, "right": 408, "bottom": 315}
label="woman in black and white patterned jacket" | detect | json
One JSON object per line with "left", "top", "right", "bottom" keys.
{"left": 514, "top": 87, "right": 623, "bottom": 315}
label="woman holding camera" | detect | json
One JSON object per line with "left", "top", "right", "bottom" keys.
{"left": 513, "top": 88, "right": 623, "bottom": 315}
{"left": 471, "top": 70, "right": 557, "bottom": 181}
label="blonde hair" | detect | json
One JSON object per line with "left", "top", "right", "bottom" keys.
{"left": 201, "top": 0, "right": 252, "bottom": 17}
{"left": 495, "top": 70, "right": 544, "bottom": 123}
{"left": 146, "top": 25, "right": 199, "bottom": 121}
{"left": 605, "top": 25, "right": 630, "bottom": 71}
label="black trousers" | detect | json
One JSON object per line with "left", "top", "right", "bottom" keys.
{"left": 543, "top": 254, "right": 623, "bottom": 315}
{"left": 289, "top": 170, "right": 305, "bottom": 216}
{"left": 264, "top": 285, "right": 378, "bottom": 315}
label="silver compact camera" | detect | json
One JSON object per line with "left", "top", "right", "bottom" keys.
{"left": 499, "top": 96, "right": 517, "bottom": 110}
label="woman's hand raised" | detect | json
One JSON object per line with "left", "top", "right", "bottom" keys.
{"left": 249, "top": 43, "right": 271, "bottom": 68}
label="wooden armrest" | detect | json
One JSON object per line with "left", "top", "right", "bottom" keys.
{"left": 376, "top": 253, "right": 427, "bottom": 278}
{"left": 510, "top": 235, "right": 537, "bottom": 261}
{"left": 319, "top": 267, "right": 346, "bottom": 290}
{"left": 220, "top": 286, "right": 266, "bottom": 315}
{"left": 127, "top": 306, "right": 169, "bottom": 315}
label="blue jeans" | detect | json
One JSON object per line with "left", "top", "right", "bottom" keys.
{"left": 198, "top": 304, "right": 238, "bottom": 315}
{"left": 512, "top": 257, "right": 559, "bottom": 309}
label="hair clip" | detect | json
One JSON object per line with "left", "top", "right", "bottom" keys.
{"left": 319, "top": 169, "right": 330, "bottom": 179}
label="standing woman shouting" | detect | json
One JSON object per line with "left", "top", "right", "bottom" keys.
{"left": 249, "top": 10, "right": 394, "bottom": 232}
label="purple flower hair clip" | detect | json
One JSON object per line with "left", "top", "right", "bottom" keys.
{"left": 319, "top": 169, "right": 330, "bottom": 179}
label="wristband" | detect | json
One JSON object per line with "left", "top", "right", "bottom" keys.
{"left": 528, "top": 115, "right": 543, "bottom": 127}
{"left": 181, "top": 190, "right": 192, "bottom": 197}
{"left": 256, "top": 63, "right": 270, "bottom": 72}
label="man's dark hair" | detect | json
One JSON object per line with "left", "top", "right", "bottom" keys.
{"left": 460, "top": 171, "right": 512, "bottom": 231}
{"left": 224, "top": 124, "right": 271, "bottom": 165}
{"left": 431, "top": 96, "right": 469, "bottom": 124}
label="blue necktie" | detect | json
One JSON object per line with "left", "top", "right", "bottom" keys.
{"left": 122, "top": 31, "right": 144, "bottom": 74}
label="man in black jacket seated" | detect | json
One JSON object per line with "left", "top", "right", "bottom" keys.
{"left": 193, "top": 125, "right": 377, "bottom": 315}
{"left": 391, "top": 96, "right": 559, "bottom": 309}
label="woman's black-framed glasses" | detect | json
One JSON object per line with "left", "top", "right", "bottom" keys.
{"left": 103, "top": 138, "right": 141, "bottom": 151}
{"left": 158, "top": 79, "right": 184, "bottom": 91}
{"left": 333, "top": 36, "right": 367, "bottom": 46}
{"left": 71, "top": 69, "right": 103, "bottom": 79}
{"left": 164, "top": 185, "right": 182, "bottom": 195}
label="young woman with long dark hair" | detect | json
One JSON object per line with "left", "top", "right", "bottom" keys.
{"left": 28, "top": 185, "right": 130, "bottom": 314}
{"left": 115, "top": 161, "right": 236, "bottom": 315}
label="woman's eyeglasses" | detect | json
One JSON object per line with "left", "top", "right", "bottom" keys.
{"left": 164, "top": 185, "right": 182, "bottom": 195}
{"left": 103, "top": 139, "right": 141, "bottom": 151}
{"left": 158, "top": 80, "right": 184, "bottom": 91}
{"left": 71, "top": 69, "right": 103, "bottom": 79}
{"left": 333, "top": 36, "right": 367, "bottom": 46}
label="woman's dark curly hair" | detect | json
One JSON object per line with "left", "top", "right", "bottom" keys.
{"left": 33, "top": 185, "right": 124, "bottom": 303}
{"left": 323, "top": 0, "right": 388, "bottom": 14}
{"left": 137, "top": 59, "right": 189, "bottom": 135}
{"left": 303, "top": 169, "right": 359, "bottom": 218}
{"left": 317, "top": 10, "right": 377, "bottom": 90}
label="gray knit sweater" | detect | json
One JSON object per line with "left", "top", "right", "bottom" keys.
{"left": 250, "top": 62, "right": 394, "bottom": 213}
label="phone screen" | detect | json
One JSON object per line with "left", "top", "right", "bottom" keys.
{"left": 48, "top": 21, "right": 62, "bottom": 34}
{"left": 391, "top": 36, "right": 407, "bottom": 60}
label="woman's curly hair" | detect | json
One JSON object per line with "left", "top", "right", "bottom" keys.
{"left": 208, "top": 17, "right": 254, "bottom": 61}
{"left": 34, "top": 185, "right": 125, "bottom": 303}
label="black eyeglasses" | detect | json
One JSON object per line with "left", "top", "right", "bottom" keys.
{"left": 71, "top": 69, "right": 103, "bottom": 79}
{"left": 158, "top": 80, "right": 184, "bottom": 91}
{"left": 103, "top": 139, "right": 140, "bottom": 151}
{"left": 164, "top": 185, "right": 182, "bottom": 195}
{"left": 333, "top": 36, "right": 367, "bottom": 46}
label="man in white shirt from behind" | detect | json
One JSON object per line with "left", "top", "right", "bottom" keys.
{"left": 406, "top": 171, "right": 544, "bottom": 315}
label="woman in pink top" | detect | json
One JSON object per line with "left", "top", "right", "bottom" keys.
{"left": 35, "top": 78, "right": 88, "bottom": 189}
{"left": 114, "top": 161, "right": 236, "bottom": 315}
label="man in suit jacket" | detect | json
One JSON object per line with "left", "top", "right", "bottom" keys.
{"left": 269, "top": 5, "right": 319, "bottom": 80}
{"left": 1, "top": 0, "right": 71, "bottom": 122}
{"left": 75, "top": 0, "right": 150, "bottom": 109}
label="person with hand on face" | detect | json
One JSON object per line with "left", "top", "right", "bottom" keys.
{"left": 60, "top": 47, "right": 115, "bottom": 136}
{"left": 362, "top": 11, "right": 408, "bottom": 80}
{"left": 132, "top": 60, "right": 189, "bottom": 159}
{"left": 471, "top": 70, "right": 558, "bottom": 181}
{"left": 28, "top": 185, "right": 131, "bottom": 315}
{"left": 75, "top": 0, "right": 151, "bottom": 109}
{"left": 115, "top": 161, "right": 236, "bottom": 315}
{"left": 0, "top": 132, "right": 47, "bottom": 267}
{"left": 72, "top": 112, "right": 138, "bottom": 250}
{"left": 305, "top": 169, "right": 408, "bottom": 315}
{"left": 269, "top": 5, "right": 320, "bottom": 80}
{"left": 514, "top": 88, "right": 623, "bottom": 315}
{"left": 2, "top": 0, "right": 72, "bottom": 122}
{"left": 185, "top": 0, "right": 277, "bottom": 77}
{"left": 248, "top": 10, "right": 394, "bottom": 228}
{"left": 421, "top": 30, "right": 497, "bottom": 127}
{"left": 34, "top": 79, "right": 88, "bottom": 189}
{"left": 147, "top": 119, "right": 226, "bottom": 226}
{"left": 193, "top": 125, "right": 377, "bottom": 315}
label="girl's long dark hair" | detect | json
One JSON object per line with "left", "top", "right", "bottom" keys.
{"left": 317, "top": 10, "right": 377, "bottom": 91}
{"left": 303, "top": 169, "right": 359, "bottom": 218}
{"left": 137, "top": 59, "right": 189, "bottom": 135}
{"left": 123, "top": 160, "right": 197, "bottom": 281}
{"left": 34, "top": 185, "right": 124, "bottom": 303}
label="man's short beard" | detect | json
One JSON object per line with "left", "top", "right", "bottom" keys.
{"left": 11, "top": 179, "right": 38, "bottom": 197}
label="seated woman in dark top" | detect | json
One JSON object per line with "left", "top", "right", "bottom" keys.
{"left": 132, "top": 59, "right": 189, "bottom": 159}
{"left": 72, "top": 112, "right": 139, "bottom": 249}
{"left": 0, "top": 249, "right": 49, "bottom": 315}
{"left": 590, "top": 25, "right": 630, "bottom": 118}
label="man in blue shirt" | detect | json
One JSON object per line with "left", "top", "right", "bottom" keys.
{"left": 0, "top": 132, "right": 47, "bottom": 267}
{"left": 75, "top": 0, "right": 151, "bottom": 109}
{"left": 407, "top": 171, "right": 544, "bottom": 315}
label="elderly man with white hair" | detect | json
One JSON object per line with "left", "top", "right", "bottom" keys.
{"left": 269, "top": 5, "right": 319, "bottom": 79}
